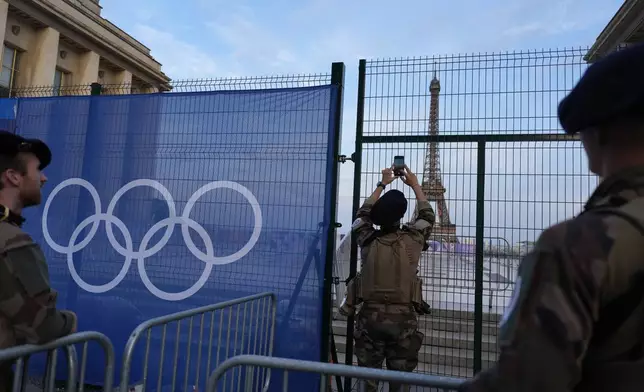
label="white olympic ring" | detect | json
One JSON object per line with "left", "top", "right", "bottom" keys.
{"left": 42, "top": 178, "right": 263, "bottom": 301}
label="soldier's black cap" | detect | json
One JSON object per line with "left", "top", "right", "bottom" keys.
{"left": 558, "top": 43, "right": 644, "bottom": 135}
{"left": 371, "top": 189, "right": 407, "bottom": 226}
{"left": 0, "top": 131, "right": 52, "bottom": 170}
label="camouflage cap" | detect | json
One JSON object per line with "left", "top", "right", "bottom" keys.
{"left": 370, "top": 189, "right": 407, "bottom": 226}
{"left": 0, "top": 130, "right": 52, "bottom": 170}
{"left": 558, "top": 43, "right": 644, "bottom": 135}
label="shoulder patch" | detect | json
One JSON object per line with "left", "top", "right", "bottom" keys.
{"left": 351, "top": 218, "right": 363, "bottom": 229}
{"left": 498, "top": 250, "right": 539, "bottom": 341}
{"left": 499, "top": 276, "right": 522, "bottom": 329}
{"left": 411, "top": 219, "right": 431, "bottom": 230}
{"left": 498, "top": 275, "right": 529, "bottom": 345}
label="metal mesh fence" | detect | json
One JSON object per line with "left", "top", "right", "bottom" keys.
{"left": 342, "top": 47, "right": 598, "bottom": 380}
{"left": 7, "top": 73, "right": 333, "bottom": 97}
{"left": 0, "top": 48, "right": 605, "bottom": 385}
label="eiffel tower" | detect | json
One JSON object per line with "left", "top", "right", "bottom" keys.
{"left": 420, "top": 74, "right": 458, "bottom": 244}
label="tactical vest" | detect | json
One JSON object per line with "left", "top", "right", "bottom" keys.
{"left": 359, "top": 232, "right": 417, "bottom": 305}
{"left": 339, "top": 229, "right": 428, "bottom": 316}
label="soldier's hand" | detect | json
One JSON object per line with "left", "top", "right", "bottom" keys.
{"left": 401, "top": 165, "right": 420, "bottom": 187}
{"left": 381, "top": 167, "right": 396, "bottom": 185}
{"left": 63, "top": 310, "right": 78, "bottom": 333}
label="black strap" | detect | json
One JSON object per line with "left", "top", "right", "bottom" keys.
{"left": 0, "top": 205, "right": 25, "bottom": 227}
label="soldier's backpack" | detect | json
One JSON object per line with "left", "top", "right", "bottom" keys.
{"left": 359, "top": 232, "right": 416, "bottom": 305}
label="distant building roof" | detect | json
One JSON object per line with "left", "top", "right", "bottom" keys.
{"left": 586, "top": 0, "right": 644, "bottom": 62}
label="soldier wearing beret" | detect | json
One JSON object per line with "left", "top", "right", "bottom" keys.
{"left": 0, "top": 131, "right": 77, "bottom": 391}
{"left": 460, "top": 43, "right": 644, "bottom": 391}
{"left": 345, "top": 165, "right": 435, "bottom": 392}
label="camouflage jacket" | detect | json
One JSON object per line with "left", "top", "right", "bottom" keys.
{"left": 0, "top": 217, "right": 74, "bottom": 350}
{"left": 352, "top": 195, "right": 435, "bottom": 268}
{"left": 460, "top": 166, "right": 644, "bottom": 392}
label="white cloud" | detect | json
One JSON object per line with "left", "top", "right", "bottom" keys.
{"left": 502, "top": 0, "right": 617, "bottom": 38}
{"left": 131, "top": 24, "right": 220, "bottom": 79}
{"left": 205, "top": 9, "right": 301, "bottom": 74}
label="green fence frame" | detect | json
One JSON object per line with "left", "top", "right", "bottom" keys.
{"left": 343, "top": 48, "right": 596, "bottom": 389}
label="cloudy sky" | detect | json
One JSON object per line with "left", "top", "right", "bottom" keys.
{"left": 100, "top": 0, "right": 623, "bottom": 244}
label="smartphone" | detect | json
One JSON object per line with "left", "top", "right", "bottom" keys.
{"left": 393, "top": 156, "right": 404, "bottom": 176}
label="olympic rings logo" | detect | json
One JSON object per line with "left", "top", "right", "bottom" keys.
{"left": 42, "top": 178, "right": 263, "bottom": 302}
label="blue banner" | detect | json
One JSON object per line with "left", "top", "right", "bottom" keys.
{"left": 11, "top": 85, "right": 338, "bottom": 391}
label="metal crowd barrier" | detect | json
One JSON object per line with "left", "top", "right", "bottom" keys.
{"left": 0, "top": 331, "right": 114, "bottom": 392}
{"left": 119, "top": 292, "right": 277, "bottom": 392}
{"left": 206, "top": 355, "right": 466, "bottom": 392}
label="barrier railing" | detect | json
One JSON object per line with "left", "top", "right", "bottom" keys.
{"left": 0, "top": 331, "right": 114, "bottom": 392}
{"left": 119, "top": 292, "right": 277, "bottom": 392}
{"left": 206, "top": 355, "right": 466, "bottom": 392}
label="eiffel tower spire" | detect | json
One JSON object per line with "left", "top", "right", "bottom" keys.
{"left": 420, "top": 71, "right": 458, "bottom": 243}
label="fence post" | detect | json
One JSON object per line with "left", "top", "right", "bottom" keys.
{"left": 474, "top": 140, "right": 486, "bottom": 374}
{"left": 344, "top": 59, "right": 366, "bottom": 392}
{"left": 90, "top": 82, "right": 102, "bottom": 96}
{"left": 321, "top": 62, "right": 345, "bottom": 366}
{"left": 67, "top": 83, "right": 103, "bottom": 310}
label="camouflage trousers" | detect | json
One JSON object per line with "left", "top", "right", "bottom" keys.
{"left": 0, "top": 364, "right": 13, "bottom": 392}
{"left": 354, "top": 304, "right": 424, "bottom": 392}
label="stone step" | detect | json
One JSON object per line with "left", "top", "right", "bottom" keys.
{"left": 333, "top": 353, "right": 474, "bottom": 380}
{"left": 333, "top": 336, "right": 497, "bottom": 370}
{"left": 423, "top": 316, "right": 499, "bottom": 338}
{"left": 333, "top": 311, "right": 500, "bottom": 337}
{"left": 424, "top": 306, "right": 502, "bottom": 324}
{"left": 332, "top": 321, "right": 499, "bottom": 354}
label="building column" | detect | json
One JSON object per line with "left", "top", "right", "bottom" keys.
{"left": 0, "top": 1, "right": 9, "bottom": 53}
{"left": 0, "top": 1, "right": 11, "bottom": 130}
{"left": 75, "top": 50, "right": 100, "bottom": 95}
{"left": 113, "top": 69, "right": 132, "bottom": 94}
{"left": 27, "top": 27, "right": 59, "bottom": 90}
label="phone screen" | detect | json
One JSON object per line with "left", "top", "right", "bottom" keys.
{"left": 393, "top": 156, "right": 404, "bottom": 176}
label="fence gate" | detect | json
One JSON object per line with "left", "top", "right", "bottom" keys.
{"left": 340, "top": 48, "right": 598, "bottom": 389}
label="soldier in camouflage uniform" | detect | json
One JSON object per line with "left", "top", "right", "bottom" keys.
{"left": 0, "top": 131, "right": 77, "bottom": 392}
{"left": 459, "top": 43, "right": 644, "bottom": 392}
{"left": 348, "top": 165, "right": 435, "bottom": 392}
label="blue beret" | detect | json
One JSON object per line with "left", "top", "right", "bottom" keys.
{"left": 558, "top": 43, "right": 644, "bottom": 134}
{"left": 371, "top": 189, "right": 407, "bottom": 226}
